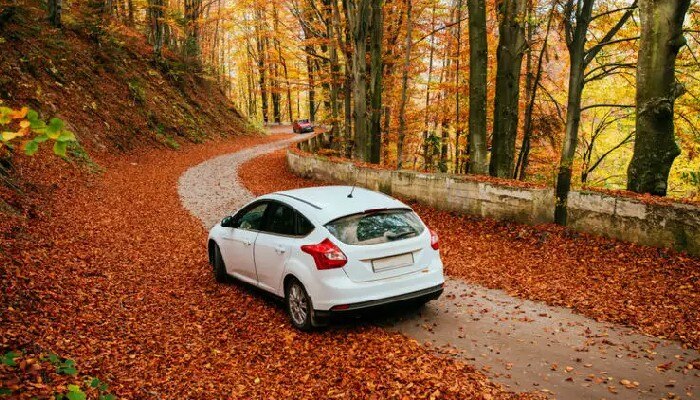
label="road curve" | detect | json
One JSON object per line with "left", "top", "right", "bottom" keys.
{"left": 178, "top": 131, "right": 699, "bottom": 400}
{"left": 178, "top": 131, "right": 312, "bottom": 228}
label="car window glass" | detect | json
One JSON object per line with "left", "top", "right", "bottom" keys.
{"left": 235, "top": 203, "right": 268, "bottom": 230}
{"left": 295, "top": 212, "right": 314, "bottom": 236}
{"left": 326, "top": 209, "right": 424, "bottom": 245}
{"left": 264, "top": 203, "right": 296, "bottom": 235}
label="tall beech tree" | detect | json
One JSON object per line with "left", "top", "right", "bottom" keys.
{"left": 255, "top": 7, "right": 269, "bottom": 123}
{"left": 489, "top": 0, "right": 527, "bottom": 178}
{"left": 346, "top": 0, "right": 371, "bottom": 161}
{"left": 396, "top": 0, "right": 413, "bottom": 169}
{"left": 553, "top": 0, "right": 636, "bottom": 225}
{"left": 467, "top": 0, "right": 488, "bottom": 174}
{"left": 369, "top": 0, "right": 384, "bottom": 163}
{"left": 627, "top": 0, "right": 691, "bottom": 195}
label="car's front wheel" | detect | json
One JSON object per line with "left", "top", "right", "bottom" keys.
{"left": 285, "top": 279, "right": 316, "bottom": 330}
{"left": 211, "top": 243, "right": 228, "bottom": 283}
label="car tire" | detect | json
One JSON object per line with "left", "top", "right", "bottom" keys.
{"left": 211, "top": 243, "right": 228, "bottom": 283}
{"left": 285, "top": 279, "right": 318, "bottom": 331}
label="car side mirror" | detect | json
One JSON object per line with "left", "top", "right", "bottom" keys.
{"left": 221, "top": 215, "right": 236, "bottom": 228}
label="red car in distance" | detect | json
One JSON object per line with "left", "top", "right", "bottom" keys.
{"left": 293, "top": 119, "right": 314, "bottom": 133}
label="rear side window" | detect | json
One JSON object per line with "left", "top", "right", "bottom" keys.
{"left": 325, "top": 209, "right": 424, "bottom": 245}
{"left": 261, "top": 202, "right": 315, "bottom": 237}
{"left": 265, "top": 203, "right": 296, "bottom": 235}
{"left": 296, "top": 212, "right": 314, "bottom": 236}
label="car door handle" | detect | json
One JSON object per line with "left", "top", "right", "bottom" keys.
{"left": 274, "top": 245, "right": 287, "bottom": 254}
{"left": 243, "top": 240, "right": 252, "bottom": 246}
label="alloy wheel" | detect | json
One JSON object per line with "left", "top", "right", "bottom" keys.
{"left": 288, "top": 283, "right": 308, "bottom": 326}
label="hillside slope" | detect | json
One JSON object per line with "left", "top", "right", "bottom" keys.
{"left": 0, "top": 3, "right": 255, "bottom": 155}
{"left": 0, "top": 2, "right": 257, "bottom": 223}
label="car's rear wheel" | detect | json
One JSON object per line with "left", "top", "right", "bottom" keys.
{"left": 211, "top": 243, "right": 228, "bottom": 283}
{"left": 285, "top": 279, "right": 316, "bottom": 331}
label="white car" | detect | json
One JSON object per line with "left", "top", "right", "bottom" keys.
{"left": 207, "top": 186, "right": 444, "bottom": 330}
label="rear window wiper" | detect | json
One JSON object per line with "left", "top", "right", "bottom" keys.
{"left": 385, "top": 230, "right": 417, "bottom": 240}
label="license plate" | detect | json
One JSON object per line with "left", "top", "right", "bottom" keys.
{"left": 372, "top": 252, "right": 414, "bottom": 272}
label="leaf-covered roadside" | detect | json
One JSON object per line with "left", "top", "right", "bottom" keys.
{"left": 1, "top": 135, "right": 534, "bottom": 398}
{"left": 1, "top": 349, "right": 117, "bottom": 399}
{"left": 239, "top": 150, "right": 700, "bottom": 349}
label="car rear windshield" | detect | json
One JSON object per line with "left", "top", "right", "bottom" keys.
{"left": 325, "top": 209, "right": 425, "bottom": 245}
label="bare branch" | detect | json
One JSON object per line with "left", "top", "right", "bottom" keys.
{"left": 583, "top": 0, "right": 638, "bottom": 66}
{"left": 591, "top": 5, "right": 638, "bottom": 21}
{"left": 412, "top": 15, "right": 469, "bottom": 46}
{"left": 581, "top": 103, "right": 635, "bottom": 111}
{"left": 537, "top": 82, "right": 565, "bottom": 123}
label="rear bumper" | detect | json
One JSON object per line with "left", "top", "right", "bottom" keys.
{"left": 306, "top": 256, "right": 444, "bottom": 311}
{"left": 315, "top": 284, "right": 443, "bottom": 317}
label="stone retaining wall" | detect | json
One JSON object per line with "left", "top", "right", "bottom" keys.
{"left": 286, "top": 136, "right": 700, "bottom": 256}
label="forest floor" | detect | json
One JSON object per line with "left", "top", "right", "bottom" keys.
{"left": 0, "top": 132, "right": 536, "bottom": 399}
{"left": 234, "top": 130, "right": 700, "bottom": 399}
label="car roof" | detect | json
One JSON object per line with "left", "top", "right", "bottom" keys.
{"left": 261, "top": 186, "right": 410, "bottom": 224}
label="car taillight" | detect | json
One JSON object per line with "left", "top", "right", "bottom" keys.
{"left": 301, "top": 238, "right": 348, "bottom": 270}
{"left": 430, "top": 229, "right": 439, "bottom": 250}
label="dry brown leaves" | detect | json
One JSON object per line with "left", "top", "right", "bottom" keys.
{"left": 1, "top": 137, "right": 531, "bottom": 399}
{"left": 239, "top": 150, "right": 700, "bottom": 350}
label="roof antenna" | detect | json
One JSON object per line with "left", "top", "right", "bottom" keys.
{"left": 347, "top": 183, "right": 357, "bottom": 198}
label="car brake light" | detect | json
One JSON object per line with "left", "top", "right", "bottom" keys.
{"left": 301, "top": 238, "right": 348, "bottom": 270}
{"left": 430, "top": 229, "right": 439, "bottom": 250}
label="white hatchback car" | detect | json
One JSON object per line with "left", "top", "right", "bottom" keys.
{"left": 207, "top": 186, "right": 444, "bottom": 330}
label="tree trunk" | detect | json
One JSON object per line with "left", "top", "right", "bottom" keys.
{"left": 489, "top": 0, "right": 527, "bottom": 178}
{"left": 335, "top": 0, "right": 353, "bottom": 153}
{"left": 382, "top": 106, "right": 391, "bottom": 164}
{"left": 271, "top": 63, "right": 282, "bottom": 124}
{"left": 422, "top": 3, "right": 437, "bottom": 168}
{"left": 554, "top": 45, "right": 586, "bottom": 225}
{"left": 148, "top": 0, "right": 165, "bottom": 58}
{"left": 454, "top": 0, "right": 464, "bottom": 173}
{"left": 48, "top": 0, "right": 62, "bottom": 27}
{"left": 515, "top": 3, "right": 553, "bottom": 180}
{"left": 184, "top": 0, "right": 202, "bottom": 65}
{"left": 127, "top": 0, "right": 134, "bottom": 26}
{"left": 255, "top": 12, "right": 269, "bottom": 124}
{"left": 627, "top": 0, "right": 690, "bottom": 195}
{"left": 554, "top": 0, "right": 636, "bottom": 224}
{"left": 438, "top": 43, "right": 452, "bottom": 173}
{"left": 271, "top": 10, "right": 282, "bottom": 124}
{"left": 554, "top": 0, "right": 592, "bottom": 225}
{"left": 467, "top": 0, "right": 487, "bottom": 174}
{"left": 368, "top": 0, "right": 384, "bottom": 164}
{"left": 347, "top": 0, "right": 372, "bottom": 161}
{"left": 396, "top": 0, "right": 412, "bottom": 169}
{"left": 307, "top": 55, "right": 316, "bottom": 122}
{"left": 324, "top": 0, "right": 341, "bottom": 142}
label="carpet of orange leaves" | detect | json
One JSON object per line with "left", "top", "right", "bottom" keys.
{"left": 239, "top": 150, "right": 700, "bottom": 350}
{"left": 1, "top": 135, "right": 534, "bottom": 399}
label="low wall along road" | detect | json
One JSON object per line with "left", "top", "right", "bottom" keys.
{"left": 288, "top": 134, "right": 700, "bottom": 256}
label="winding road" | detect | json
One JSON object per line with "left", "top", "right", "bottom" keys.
{"left": 178, "top": 128, "right": 699, "bottom": 399}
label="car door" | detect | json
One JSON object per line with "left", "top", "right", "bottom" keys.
{"left": 254, "top": 202, "right": 314, "bottom": 295}
{"left": 220, "top": 201, "right": 268, "bottom": 284}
